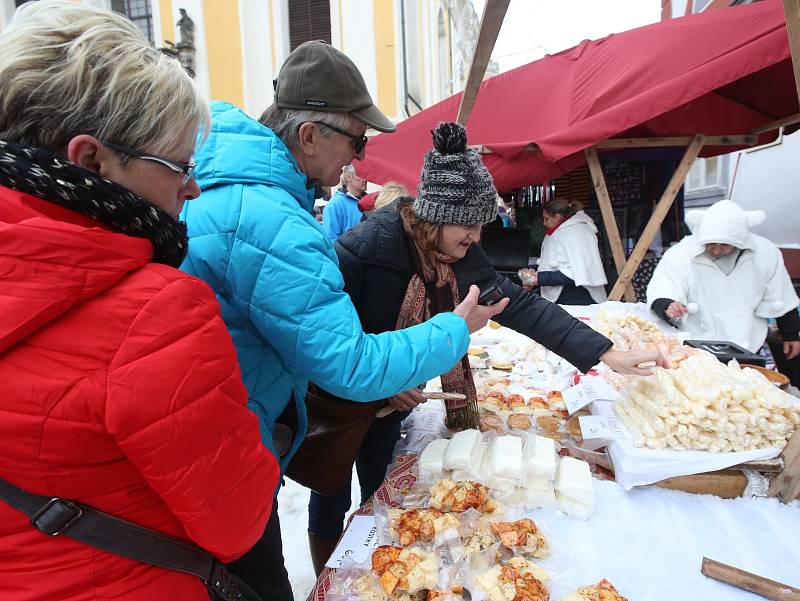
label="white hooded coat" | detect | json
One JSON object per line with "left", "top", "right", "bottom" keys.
{"left": 646, "top": 200, "right": 798, "bottom": 351}
{"left": 538, "top": 210, "right": 608, "bottom": 304}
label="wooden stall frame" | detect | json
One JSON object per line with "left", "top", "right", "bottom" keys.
{"left": 768, "top": 429, "right": 800, "bottom": 502}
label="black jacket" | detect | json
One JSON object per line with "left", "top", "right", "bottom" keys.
{"left": 335, "top": 208, "right": 613, "bottom": 373}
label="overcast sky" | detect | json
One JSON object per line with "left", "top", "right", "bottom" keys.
{"left": 471, "top": 0, "right": 662, "bottom": 72}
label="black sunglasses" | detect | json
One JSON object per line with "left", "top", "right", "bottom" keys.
{"left": 312, "top": 121, "right": 368, "bottom": 154}
{"left": 103, "top": 141, "right": 196, "bottom": 185}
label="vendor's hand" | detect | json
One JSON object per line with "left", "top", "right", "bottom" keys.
{"left": 522, "top": 272, "right": 538, "bottom": 290}
{"left": 387, "top": 388, "right": 427, "bottom": 412}
{"left": 784, "top": 340, "right": 800, "bottom": 360}
{"left": 453, "top": 285, "right": 510, "bottom": 333}
{"left": 665, "top": 301, "right": 689, "bottom": 321}
{"left": 600, "top": 348, "right": 670, "bottom": 376}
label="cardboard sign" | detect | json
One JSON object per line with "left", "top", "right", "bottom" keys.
{"left": 563, "top": 377, "right": 620, "bottom": 414}
{"left": 325, "top": 515, "right": 380, "bottom": 569}
{"left": 578, "top": 415, "right": 631, "bottom": 441}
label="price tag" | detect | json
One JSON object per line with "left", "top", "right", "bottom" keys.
{"left": 562, "top": 378, "right": 620, "bottom": 415}
{"left": 578, "top": 415, "right": 631, "bottom": 441}
{"left": 325, "top": 515, "right": 380, "bottom": 568}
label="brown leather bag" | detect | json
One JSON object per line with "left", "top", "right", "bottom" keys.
{"left": 284, "top": 384, "right": 384, "bottom": 496}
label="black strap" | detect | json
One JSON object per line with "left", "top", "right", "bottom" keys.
{"left": 0, "top": 476, "right": 261, "bottom": 601}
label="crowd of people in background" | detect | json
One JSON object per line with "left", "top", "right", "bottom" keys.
{"left": 0, "top": 2, "right": 797, "bottom": 601}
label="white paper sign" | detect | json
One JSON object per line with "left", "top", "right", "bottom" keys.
{"left": 578, "top": 415, "right": 631, "bottom": 441}
{"left": 563, "top": 378, "right": 620, "bottom": 414}
{"left": 324, "top": 515, "right": 380, "bottom": 568}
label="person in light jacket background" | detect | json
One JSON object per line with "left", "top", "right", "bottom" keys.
{"left": 647, "top": 200, "right": 800, "bottom": 357}
{"left": 526, "top": 199, "right": 608, "bottom": 305}
{"left": 323, "top": 163, "right": 367, "bottom": 243}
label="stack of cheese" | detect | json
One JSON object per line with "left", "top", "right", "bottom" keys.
{"left": 521, "top": 435, "right": 558, "bottom": 509}
{"left": 556, "top": 457, "right": 595, "bottom": 520}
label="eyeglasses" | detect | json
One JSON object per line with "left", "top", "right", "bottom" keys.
{"left": 103, "top": 141, "right": 196, "bottom": 185}
{"left": 312, "top": 121, "right": 368, "bottom": 154}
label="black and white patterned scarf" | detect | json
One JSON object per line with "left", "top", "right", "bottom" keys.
{"left": 0, "top": 140, "right": 188, "bottom": 267}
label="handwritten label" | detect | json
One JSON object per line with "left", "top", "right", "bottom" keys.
{"left": 563, "top": 377, "right": 620, "bottom": 414}
{"left": 578, "top": 415, "right": 631, "bottom": 441}
{"left": 325, "top": 515, "right": 380, "bottom": 569}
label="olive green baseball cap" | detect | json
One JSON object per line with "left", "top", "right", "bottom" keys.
{"left": 274, "top": 40, "right": 396, "bottom": 133}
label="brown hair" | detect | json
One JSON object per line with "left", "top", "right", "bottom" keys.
{"left": 543, "top": 199, "right": 583, "bottom": 219}
{"left": 398, "top": 199, "right": 443, "bottom": 251}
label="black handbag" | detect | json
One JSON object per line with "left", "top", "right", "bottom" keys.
{"left": 0, "top": 476, "right": 263, "bottom": 601}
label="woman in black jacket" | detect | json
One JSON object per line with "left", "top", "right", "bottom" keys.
{"left": 306, "top": 122, "right": 665, "bottom": 571}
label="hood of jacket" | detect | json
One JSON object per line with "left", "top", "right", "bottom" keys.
{"left": 687, "top": 200, "right": 763, "bottom": 250}
{"left": 0, "top": 187, "right": 152, "bottom": 354}
{"left": 194, "top": 101, "right": 316, "bottom": 215}
{"left": 558, "top": 210, "right": 598, "bottom": 234}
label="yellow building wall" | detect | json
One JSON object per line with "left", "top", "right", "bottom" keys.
{"left": 203, "top": 0, "right": 245, "bottom": 107}
{"left": 373, "top": 0, "right": 398, "bottom": 117}
{"left": 159, "top": 0, "right": 173, "bottom": 43}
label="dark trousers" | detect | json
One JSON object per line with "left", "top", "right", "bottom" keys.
{"left": 307, "top": 415, "right": 402, "bottom": 540}
{"left": 556, "top": 284, "right": 596, "bottom": 306}
{"left": 227, "top": 497, "right": 293, "bottom": 601}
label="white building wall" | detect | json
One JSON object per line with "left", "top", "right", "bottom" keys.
{"left": 239, "top": 0, "right": 276, "bottom": 115}
{"left": 336, "top": 0, "right": 379, "bottom": 106}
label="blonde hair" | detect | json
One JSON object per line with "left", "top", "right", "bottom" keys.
{"left": 0, "top": 0, "right": 209, "bottom": 156}
{"left": 398, "top": 200, "right": 443, "bottom": 252}
{"left": 374, "top": 182, "right": 408, "bottom": 211}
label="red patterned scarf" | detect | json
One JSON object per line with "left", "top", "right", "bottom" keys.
{"left": 396, "top": 241, "right": 478, "bottom": 429}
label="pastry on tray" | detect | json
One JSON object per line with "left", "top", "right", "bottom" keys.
{"left": 558, "top": 579, "right": 628, "bottom": 601}
{"left": 388, "top": 508, "right": 460, "bottom": 545}
{"left": 429, "top": 479, "right": 497, "bottom": 513}
{"left": 489, "top": 518, "right": 550, "bottom": 557}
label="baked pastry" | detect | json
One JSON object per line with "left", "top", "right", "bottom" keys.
{"left": 480, "top": 412, "right": 506, "bottom": 433}
{"left": 507, "top": 394, "right": 528, "bottom": 412}
{"left": 388, "top": 508, "right": 459, "bottom": 546}
{"left": 489, "top": 518, "right": 550, "bottom": 557}
{"left": 476, "top": 560, "right": 550, "bottom": 601}
{"left": 491, "top": 361, "right": 514, "bottom": 371}
{"left": 429, "top": 479, "right": 496, "bottom": 513}
{"left": 559, "top": 579, "right": 627, "bottom": 601}
{"left": 371, "top": 546, "right": 438, "bottom": 595}
{"left": 536, "top": 415, "right": 561, "bottom": 433}
{"left": 463, "top": 529, "right": 497, "bottom": 556}
{"left": 481, "top": 391, "right": 509, "bottom": 413}
{"left": 508, "top": 414, "right": 533, "bottom": 431}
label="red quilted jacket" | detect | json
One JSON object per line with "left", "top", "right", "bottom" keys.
{"left": 0, "top": 186, "right": 279, "bottom": 600}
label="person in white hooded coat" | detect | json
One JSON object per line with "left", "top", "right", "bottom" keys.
{"left": 530, "top": 199, "right": 608, "bottom": 305}
{"left": 646, "top": 200, "right": 800, "bottom": 357}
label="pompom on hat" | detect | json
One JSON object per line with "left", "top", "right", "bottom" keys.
{"left": 413, "top": 122, "right": 498, "bottom": 225}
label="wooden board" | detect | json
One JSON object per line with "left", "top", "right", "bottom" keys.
{"left": 768, "top": 430, "right": 800, "bottom": 502}
{"left": 596, "top": 134, "right": 755, "bottom": 149}
{"left": 701, "top": 557, "right": 800, "bottom": 601}
{"left": 655, "top": 469, "right": 747, "bottom": 499}
{"left": 608, "top": 134, "right": 705, "bottom": 301}
{"left": 783, "top": 0, "right": 800, "bottom": 110}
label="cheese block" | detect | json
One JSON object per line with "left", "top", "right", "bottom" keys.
{"left": 521, "top": 483, "right": 556, "bottom": 509}
{"left": 556, "top": 492, "right": 593, "bottom": 520}
{"left": 479, "top": 450, "right": 515, "bottom": 492}
{"left": 523, "top": 435, "right": 557, "bottom": 480}
{"left": 490, "top": 435, "right": 524, "bottom": 480}
{"left": 556, "top": 457, "right": 593, "bottom": 507}
{"left": 418, "top": 439, "right": 449, "bottom": 481}
{"left": 451, "top": 444, "right": 485, "bottom": 482}
{"left": 443, "top": 429, "right": 482, "bottom": 471}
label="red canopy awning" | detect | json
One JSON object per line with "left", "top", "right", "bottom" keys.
{"left": 357, "top": 0, "right": 797, "bottom": 193}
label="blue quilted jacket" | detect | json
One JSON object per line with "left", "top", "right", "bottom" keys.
{"left": 181, "top": 102, "right": 469, "bottom": 473}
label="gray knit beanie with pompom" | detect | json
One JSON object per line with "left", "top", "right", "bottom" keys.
{"left": 414, "top": 122, "right": 498, "bottom": 226}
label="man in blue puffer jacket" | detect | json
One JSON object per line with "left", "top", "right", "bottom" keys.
{"left": 181, "top": 42, "right": 506, "bottom": 600}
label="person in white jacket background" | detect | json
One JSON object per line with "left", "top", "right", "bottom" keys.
{"left": 527, "top": 199, "right": 608, "bottom": 305}
{"left": 647, "top": 200, "right": 800, "bottom": 358}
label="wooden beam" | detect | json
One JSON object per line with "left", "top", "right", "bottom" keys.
{"left": 585, "top": 148, "right": 636, "bottom": 302}
{"left": 749, "top": 112, "right": 800, "bottom": 134}
{"left": 701, "top": 557, "right": 800, "bottom": 601}
{"left": 608, "top": 134, "right": 705, "bottom": 301}
{"left": 784, "top": 0, "right": 800, "bottom": 109}
{"left": 596, "top": 135, "right": 756, "bottom": 149}
{"left": 470, "top": 143, "right": 539, "bottom": 155}
{"left": 768, "top": 430, "right": 800, "bottom": 502}
{"left": 456, "top": 0, "right": 511, "bottom": 126}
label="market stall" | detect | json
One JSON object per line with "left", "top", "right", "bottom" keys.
{"left": 308, "top": 304, "right": 800, "bottom": 601}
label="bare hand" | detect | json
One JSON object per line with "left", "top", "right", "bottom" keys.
{"left": 387, "top": 388, "right": 427, "bottom": 412}
{"left": 522, "top": 272, "right": 538, "bottom": 290}
{"left": 600, "top": 348, "right": 670, "bottom": 376}
{"left": 784, "top": 340, "right": 800, "bottom": 360}
{"left": 665, "top": 301, "right": 688, "bottom": 322}
{"left": 453, "top": 285, "right": 510, "bottom": 334}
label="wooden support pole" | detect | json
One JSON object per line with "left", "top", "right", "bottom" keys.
{"left": 595, "top": 134, "right": 756, "bottom": 149}
{"left": 768, "top": 429, "right": 800, "bottom": 502}
{"left": 701, "top": 557, "right": 800, "bottom": 601}
{"left": 749, "top": 112, "right": 800, "bottom": 134}
{"left": 608, "top": 134, "right": 705, "bottom": 301}
{"left": 783, "top": 0, "right": 800, "bottom": 108}
{"left": 585, "top": 148, "right": 636, "bottom": 302}
{"left": 456, "top": 0, "right": 510, "bottom": 126}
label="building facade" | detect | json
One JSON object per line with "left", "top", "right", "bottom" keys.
{"left": 661, "top": 0, "right": 798, "bottom": 247}
{"left": 1, "top": 0, "right": 483, "bottom": 121}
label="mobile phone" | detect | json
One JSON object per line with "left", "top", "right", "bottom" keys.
{"left": 478, "top": 284, "right": 503, "bottom": 306}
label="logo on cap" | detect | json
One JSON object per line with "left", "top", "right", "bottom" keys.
{"left": 305, "top": 99, "right": 328, "bottom": 107}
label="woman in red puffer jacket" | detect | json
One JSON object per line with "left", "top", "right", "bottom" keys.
{"left": 0, "top": 2, "right": 278, "bottom": 599}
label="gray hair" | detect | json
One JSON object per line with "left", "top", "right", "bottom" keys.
{"left": 258, "top": 105, "right": 355, "bottom": 151}
{"left": 0, "top": 0, "right": 208, "bottom": 156}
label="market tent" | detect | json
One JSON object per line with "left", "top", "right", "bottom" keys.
{"left": 356, "top": 0, "right": 798, "bottom": 194}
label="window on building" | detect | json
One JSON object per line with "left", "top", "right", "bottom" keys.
{"left": 437, "top": 8, "right": 450, "bottom": 100}
{"left": 692, "top": 0, "right": 714, "bottom": 12}
{"left": 15, "top": 0, "right": 38, "bottom": 6}
{"left": 111, "top": 0, "right": 154, "bottom": 43}
{"left": 686, "top": 157, "right": 721, "bottom": 191}
{"left": 288, "top": 0, "right": 331, "bottom": 51}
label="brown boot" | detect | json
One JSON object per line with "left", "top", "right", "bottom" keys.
{"left": 308, "top": 532, "right": 339, "bottom": 577}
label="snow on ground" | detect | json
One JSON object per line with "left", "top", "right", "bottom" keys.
{"left": 279, "top": 470, "right": 361, "bottom": 600}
